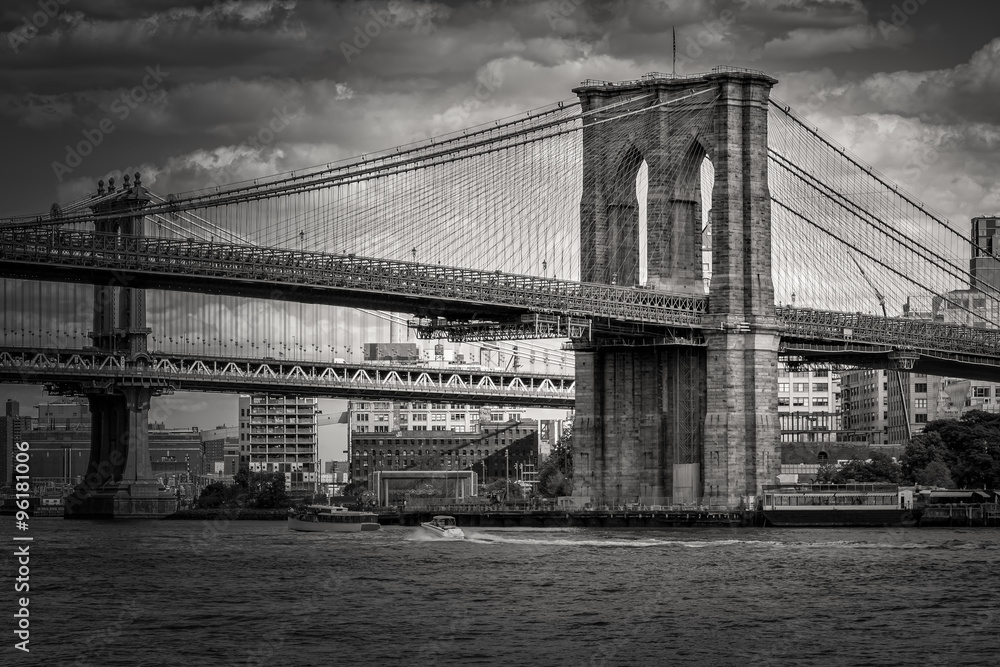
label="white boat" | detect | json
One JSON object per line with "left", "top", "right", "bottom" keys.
{"left": 288, "top": 504, "right": 381, "bottom": 532}
{"left": 419, "top": 515, "right": 465, "bottom": 539}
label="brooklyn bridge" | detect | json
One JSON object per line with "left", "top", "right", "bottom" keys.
{"left": 2, "top": 67, "right": 997, "bottom": 515}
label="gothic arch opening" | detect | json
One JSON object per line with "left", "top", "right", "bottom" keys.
{"left": 605, "top": 143, "right": 645, "bottom": 287}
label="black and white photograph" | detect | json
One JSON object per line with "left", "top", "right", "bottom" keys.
{"left": 2, "top": 0, "right": 999, "bottom": 664}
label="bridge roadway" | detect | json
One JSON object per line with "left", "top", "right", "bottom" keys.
{"left": 1, "top": 229, "right": 998, "bottom": 380}
{"left": 0, "top": 347, "right": 576, "bottom": 407}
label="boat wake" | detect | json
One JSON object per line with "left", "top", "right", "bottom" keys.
{"left": 404, "top": 529, "right": 465, "bottom": 542}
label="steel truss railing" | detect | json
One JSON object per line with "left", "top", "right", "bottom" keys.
{"left": 0, "top": 348, "right": 575, "bottom": 407}
{"left": 1, "top": 230, "right": 998, "bottom": 372}
{"left": 0, "top": 229, "right": 706, "bottom": 326}
{"left": 777, "top": 307, "right": 1000, "bottom": 357}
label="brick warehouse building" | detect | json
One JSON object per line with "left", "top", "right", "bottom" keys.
{"left": 350, "top": 419, "right": 540, "bottom": 491}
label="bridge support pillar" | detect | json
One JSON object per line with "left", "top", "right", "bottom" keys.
{"left": 572, "top": 345, "right": 704, "bottom": 508}
{"left": 65, "top": 175, "right": 176, "bottom": 519}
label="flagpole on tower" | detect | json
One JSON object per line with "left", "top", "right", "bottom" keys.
{"left": 672, "top": 26, "right": 676, "bottom": 75}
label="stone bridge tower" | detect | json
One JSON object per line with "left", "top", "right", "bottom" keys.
{"left": 61, "top": 174, "right": 177, "bottom": 519}
{"left": 571, "top": 69, "right": 780, "bottom": 509}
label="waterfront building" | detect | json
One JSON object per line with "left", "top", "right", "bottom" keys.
{"left": 839, "top": 368, "right": 891, "bottom": 444}
{"left": 777, "top": 365, "right": 840, "bottom": 445}
{"left": 971, "top": 215, "right": 1000, "bottom": 292}
{"left": 238, "top": 395, "right": 319, "bottom": 493}
{"left": 349, "top": 418, "right": 540, "bottom": 490}
{"left": 1, "top": 400, "right": 33, "bottom": 487}
{"left": 35, "top": 398, "right": 89, "bottom": 428}
{"left": 201, "top": 425, "right": 238, "bottom": 475}
{"left": 16, "top": 422, "right": 203, "bottom": 485}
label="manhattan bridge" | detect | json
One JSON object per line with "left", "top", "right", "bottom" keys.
{"left": 1, "top": 68, "right": 997, "bottom": 515}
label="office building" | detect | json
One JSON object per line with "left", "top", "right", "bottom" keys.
{"left": 971, "top": 215, "right": 1000, "bottom": 292}
{"left": 1, "top": 400, "right": 33, "bottom": 487}
{"left": 238, "top": 395, "right": 319, "bottom": 493}
{"left": 201, "top": 425, "right": 238, "bottom": 475}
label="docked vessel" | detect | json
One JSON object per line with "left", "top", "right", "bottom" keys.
{"left": 419, "top": 515, "right": 465, "bottom": 539}
{"left": 0, "top": 495, "right": 64, "bottom": 517}
{"left": 288, "top": 504, "right": 381, "bottom": 532}
{"left": 761, "top": 483, "right": 915, "bottom": 527}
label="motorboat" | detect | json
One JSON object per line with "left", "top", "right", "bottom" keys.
{"left": 288, "top": 504, "right": 381, "bottom": 532}
{"left": 419, "top": 515, "right": 465, "bottom": 539}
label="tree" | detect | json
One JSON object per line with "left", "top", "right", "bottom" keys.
{"left": 233, "top": 466, "right": 252, "bottom": 491}
{"left": 914, "top": 460, "right": 954, "bottom": 488}
{"left": 537, "top": 432, "right": 573, "bottom": 497}
{"left": 196, "top": 481, "right": 230, "bottom": 508}
{"left": 901, "top": 431, "right": 950, "bottom": 482}
{"left": 905, "top": 411, "right": 1000, "bottom": 488}
{"left": 246, "top": 471, "right": 290, "bottom": 509}
{"left": 815, "top": 451, "right": 901, "bottom": 484}
{"left": 342, "top": 480, "right": 366, "bottom": 497}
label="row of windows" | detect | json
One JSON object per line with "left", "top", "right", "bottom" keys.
{"left": 778, "top": 397, "right": 829, "bottom": 406}
{"left": 778, "top": 383, "right": 830, "bottom": 393}
{"left": 777, "top": 370, "right": 830, "bottom": 378}
{"left": 358, "top": 448, "right": 494, "bottom": 457}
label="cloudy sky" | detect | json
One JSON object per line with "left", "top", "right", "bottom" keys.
{"left": 2, "top": 0, "right": 999, "bottom": 441}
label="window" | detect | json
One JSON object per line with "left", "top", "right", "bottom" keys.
{"left": 974, "top": 387, "right": 990, "bottom": 397}
{"left": 792, "top": 383, "right": 809, "bottom": 392}
{"left": 375, "top": 413, "right": 389, "bottom": 421}
{"left": 812, "top": 383, "right": 828, "bottom": 392}
{"left": 778, "top": 383, "right": 789, "bottom": 392}
{"left": 812, "top": 397, "right": 829, "bottom": 406}
{"left": 778, "top": 397, "right": 790, "bottom": 406}
{"left": 491, "top": 413, "right": 504, "bottom": 422}
{"left": 915, "top": 414, "right": 928, "bottom": 423}
{"left": 412, "top": 414, "right": 427, "bottom": 422}
{"left": 914, "top": 383, "right": 927, "bottom": 393}
{"left": 451, "top": 413, "right": 464, "bottom": 421}
{"left": 914, "top": 398, "right": 927, "bottom": 409}
{"left": 792, "top": 397, "right": 806, "bottom": 406}
{"left": 355, "top": 414, "right": 369, "bottom": 422}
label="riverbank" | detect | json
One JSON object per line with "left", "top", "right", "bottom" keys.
{"left": 163, "top": 508, "right": 288, "bottom": 520}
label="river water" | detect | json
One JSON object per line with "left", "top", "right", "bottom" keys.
{"left": 8, "top": 520, "right": 999, "bottom": 666}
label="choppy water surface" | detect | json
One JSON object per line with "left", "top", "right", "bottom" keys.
{"left": 10, "top": 520, "right": 1000, "bottom": 666}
